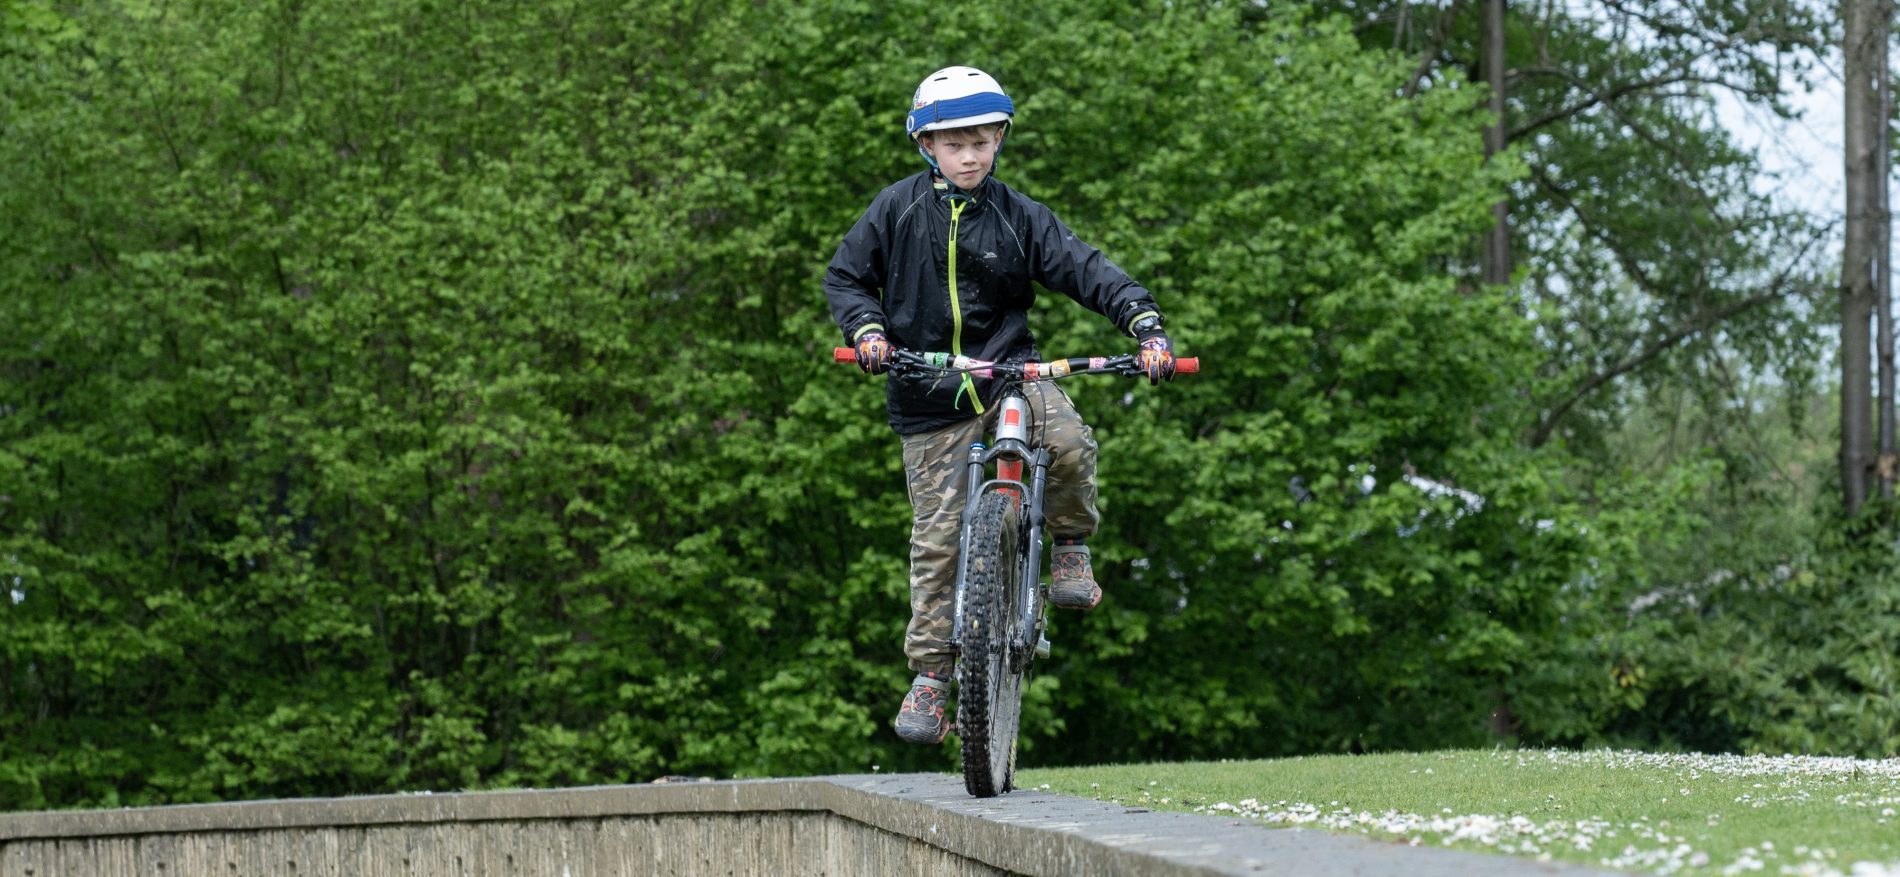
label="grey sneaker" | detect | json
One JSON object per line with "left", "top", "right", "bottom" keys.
{"left": 893, "top": 672, "right": 952, "bottom": 744}
{"left": 1049, "top": 544, "right": 1101, "bottom": 610}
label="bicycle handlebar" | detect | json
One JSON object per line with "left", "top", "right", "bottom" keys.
{"left": 831, "top": 347, "right": 1200, "bottom": 377}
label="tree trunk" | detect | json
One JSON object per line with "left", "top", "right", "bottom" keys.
{"left": 1877, "top": 0, "right": 1895, "bottom": 499}
{"left": 1481, "top": 0, "right": 1511, "bottom": 285}
{"left": 1843, "top": 0, "right": 1883, "bottom": 515}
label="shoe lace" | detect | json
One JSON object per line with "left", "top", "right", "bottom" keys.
{"left": 906, "top": 684, "right": 945, "bottom": 715}
{"left": 1054, "top": 551, "right": 1090, "bottom": 580}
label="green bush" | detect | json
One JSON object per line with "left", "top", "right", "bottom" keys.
{"left": 1584, "top": 505, "right": 1900, "bottom": 758}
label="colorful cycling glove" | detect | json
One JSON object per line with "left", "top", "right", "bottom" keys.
{"left": 1137, "top": 331, "right": 1175, "bottom": 385}
{"left": 855, "top": 331, "right": 893, "bottom": 375}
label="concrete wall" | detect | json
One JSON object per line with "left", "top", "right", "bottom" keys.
{"left": 1, "top": 812, "right": 1012, "bottom": 876}
{"left": 1, "top": 779, "right": 1018, "bottom": 877}
{"left": 0, "top": 773, "right": 1626, "bottom": 877}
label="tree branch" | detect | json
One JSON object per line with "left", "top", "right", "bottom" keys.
{"left": 1507, "top": 67, "right": 1755, "bottom": 140}
{"left": 1531, "top": 285, "right": 1792, "bottom": 447}
{"left": 1520, "top": 72, "right": 1728, "bottom": 218}
{"left": 1402, "top": 0, "right": 1471, "bottom": 98}
{"left": 1525, "top": 190, "right": 1827, "bottom": 447}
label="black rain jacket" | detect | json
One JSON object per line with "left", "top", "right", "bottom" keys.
{"left": 824, "top": 170, "right": 1161, "bottom": 435}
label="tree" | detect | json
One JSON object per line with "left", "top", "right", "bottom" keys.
{"left": 1843, "top": 0, "right": 1891, "bottom": 514}
{"left": 1321, "top": 0, "right": 1834, "bottom": 455}
{"left": 1482, "top": 0, "right": 1511, "bottom": 285}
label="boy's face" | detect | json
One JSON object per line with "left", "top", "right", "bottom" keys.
{"left": 921, "top": 126, "right": 1003, "bottom": 188}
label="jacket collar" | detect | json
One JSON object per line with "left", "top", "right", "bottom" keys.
{"left": 932, "top": 171, "right": 995, "bottom": 211}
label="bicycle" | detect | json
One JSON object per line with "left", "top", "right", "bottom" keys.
{"left": 831, "top": 346, "right": 1199, "bottom": 797}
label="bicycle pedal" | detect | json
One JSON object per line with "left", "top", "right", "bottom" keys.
{"left": 1035, "top": 633, "right": 1052, "bottom": 659}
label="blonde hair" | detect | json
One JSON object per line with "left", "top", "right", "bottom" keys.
{"left": 919, "top": 122, "right": 1006, "bottom": 142}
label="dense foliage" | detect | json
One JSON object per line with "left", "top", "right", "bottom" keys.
{"left": 0, "top": 0, "right": 1888, "bottom": 811}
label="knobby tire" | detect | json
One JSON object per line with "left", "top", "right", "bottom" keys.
{"left": 958, "top": 489, "right": 1025, "bottom": 798}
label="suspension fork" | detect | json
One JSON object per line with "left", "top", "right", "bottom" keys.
{"left": 951, "top": 439, "right": 987, "bottom": 651}
{"left": 1018, "top": 446, "right": 1051, "bottom": 650}
{"left": 994, "top": 392, "right": 1050, "bottom": 650}
{"left": 950, "top": 391, "right": 1039, "bottom": 651}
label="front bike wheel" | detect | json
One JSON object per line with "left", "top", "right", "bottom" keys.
{"left": 957, "top": 489, "right": 1025, "bottom": 798}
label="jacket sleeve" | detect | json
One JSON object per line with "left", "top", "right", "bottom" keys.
{"left": 824, "top": 194, "right": 892, "bottom": 345}
{"left": 1025, "top": 202, "right": 1162, "bottom": 335}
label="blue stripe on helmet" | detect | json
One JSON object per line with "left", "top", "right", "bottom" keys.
{"left": 907, "top": 92, "right": 1015, "bottom": 136}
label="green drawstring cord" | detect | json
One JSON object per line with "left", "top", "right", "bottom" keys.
{"left": 946, "top": 197, "right": 983, "bottom": 414}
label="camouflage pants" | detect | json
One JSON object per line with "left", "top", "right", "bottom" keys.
{"left": 899, "top": 383, "right": 1099, "bottom": 675}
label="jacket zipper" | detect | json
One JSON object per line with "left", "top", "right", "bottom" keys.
{"left": 946, "top": 198, "right": 984, "bottom": 414}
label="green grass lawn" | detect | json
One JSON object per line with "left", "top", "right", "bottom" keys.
{"left": 1016, "top": 750, "right": 1900, "bottom": 876}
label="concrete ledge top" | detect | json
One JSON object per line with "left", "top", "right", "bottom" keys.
{"left": 1, "top": 773, "right": 1632, "bottom": 877}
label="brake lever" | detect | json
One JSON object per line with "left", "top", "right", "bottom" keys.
{"left": 1104, "top": 354, "right": 1144, "bottom": 377}
{"left": 888, "top": 349, "right": 930, "bottom": 374}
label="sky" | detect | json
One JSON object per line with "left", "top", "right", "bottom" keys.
{"left": 1714, "top": 48, "right": 1847, "bottom": 219}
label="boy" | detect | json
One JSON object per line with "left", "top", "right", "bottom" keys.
{"left": 824, "top": 66, "right": 1177, "bottom": 745}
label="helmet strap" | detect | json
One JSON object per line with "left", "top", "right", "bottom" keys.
{"left": 932, "top": 167, "right": 973, "bottom": 199}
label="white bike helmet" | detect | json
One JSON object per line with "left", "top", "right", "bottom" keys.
{"left": 906, "top": 66, "right": 1014, "bottom": 160}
